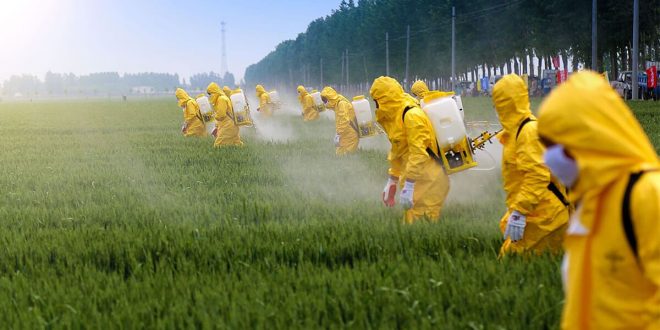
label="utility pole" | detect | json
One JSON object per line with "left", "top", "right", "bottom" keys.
{"left": 451, "top": 6, "right": 456, "bottom": 92}
{"left": 341, "top": 52, "right": 345, "bottom": 90}
{"left": 591, "top": 0, "right": 597, "bottom": 71}
{"left": 320, "top": 58, "right": 324, "bottom": 87}
{"left": 405, "top": 25, "right": 410, "bottom": 90}
{"left": 346, "top": 49, "right": 349, "bottom": 89}
{"left": 632, "top": 0, "right": 639, "bottom": 100}
{"left": 221, "top": 22, "right": 228, "bottom": 75}
{"left": 385, "top": 32, "right": 390, "bottom": 76}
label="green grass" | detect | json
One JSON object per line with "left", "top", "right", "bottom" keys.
{"left": 0, "top": 97, "right": 656, "bottom": 328}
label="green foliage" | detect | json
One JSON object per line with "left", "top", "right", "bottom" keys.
{"left": 0, "top": 98, "right": 655, "bottom": 328}
{"left": 245, "top": 0, "right": 660, "bottom": 87}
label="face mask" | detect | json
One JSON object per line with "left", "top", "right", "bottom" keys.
{"left": 544, "top": 144, "right": 579, "bottom": 188}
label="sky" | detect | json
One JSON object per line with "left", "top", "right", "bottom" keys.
{"left": 0, "top": 0, "right": 343, "bottom": 83}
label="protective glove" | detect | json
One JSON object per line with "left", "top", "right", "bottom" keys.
{"left": 181, "top": 122, "right": 187, "bottom": 134}
{"left": 400, "top": 180, "right": 415, "bottom": 210}
{"left": 382, "top": 177, "right": 398, "bottom": 207}
{"left": 211, "top": 127, "right": 218, "bottom": 138}
{"left": 334, "top": 134, "right": 340, "bottom": 147}
{"left": 503, "top": 210, "right": 527, "bottom": 242}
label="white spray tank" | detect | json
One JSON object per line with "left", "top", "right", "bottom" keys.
{"left": 422, "top": 92, "right": 477, "bottom": 174}
{"left": 268, "top": 90, "right": 281, "bottom": 104}
{"left": 452, "top": 95, "right": 465, "bottom": 119}
{"left": 310, "top": 91, "right": 325, "bottom": 112}
{"left": 195, "top": 96, "right": 216, "bottom": 136}
{"left": 351, "top": 95, "right": 381, "bottom": 138}
{"left": 230, "top": 90, "right": 254, "bottom": 127}
{"left": 268, "top": 90, "right": 281, "bottom": 112}
{"left": 196, "top": 96, "right": 213, "bottom": 116}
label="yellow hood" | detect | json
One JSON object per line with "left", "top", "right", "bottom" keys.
{"left": 320, "top": 86, "right": 348, "bottom": 109}
{"left": 297, "top": 85, "right": 308, "bottom": 102}
{"left": 370, "top": 76, "right": 417, "bottom": 123}
{"left": 256, "top": 85, "right": 266, "bottom": 97}
{"left": 206, "top": 82, "right": 222, "bottom": 106}
{"left": 492, "top": 74, "right": 533, "bottom": 132}
{"left": 538, "top": 71, "right": 659, "bottom": 200}
{"left": 175, "top": 88, "right": 192, "bottom": 107}
{"left": 411, "top": 80, "right": 429, "bottom": 98}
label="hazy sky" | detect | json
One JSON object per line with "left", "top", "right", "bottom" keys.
{"left": 0, "top": 0, "right": 343, "bottom": 82}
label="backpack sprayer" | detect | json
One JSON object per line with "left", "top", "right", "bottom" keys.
{"left": 268, "top": 90, "right": 282, "bottom": 112}
{"left": 310, "top": 90, "right": 326, "bottom": 112}
{"left": 420, "top": 92, "right": 500, "bottom": 174}
{"left": 351, "top": 95, "right": 384, "bottom": 138}
{"left": 229, "top": 89, "right": 254, "bottom": 127}
{"left": 195, "top": 94, "right": 216, "bottom": 136}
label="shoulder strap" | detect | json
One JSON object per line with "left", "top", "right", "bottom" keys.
{"left": 516, "top": 117, "right": 535, "bottom": 140}
{"left": 622, "top": 171, "right": 646, "bottom": 259}
{"left": 402, "top": 106, "right": 414, "bottom": 122}
{"left": 547, "top": 182, "right": 570, "bottom": 206}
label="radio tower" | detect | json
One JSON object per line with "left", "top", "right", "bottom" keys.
{"left": 221, "top": 21, "right": 228, "bottom": 75}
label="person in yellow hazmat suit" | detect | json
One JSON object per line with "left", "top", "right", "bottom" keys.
{"left": 411, "top": 80, "right": 432, "bottom": 99}
{"left": 370, "top": 76, "right": 450, "bottom": 223}
{"left": 255, "top": 85, "right": 273, "bottom": 117}
{"left": 492, "top": 74, "right": 569, "bottom": 255}
{"left": 207, "top": 82, "right": 243, "bottom": 147}
{"left": 175, "top": 88, "right": 206, "bottom": 137}
{"left": 297, "top": 85, "right": 319, "bottom": 122}
{"left": 320, "top": 87, "right": 359, "bottom": 155}
{"left": 537, "top": 71, "right": 660, "bottom": 330}
{"left": 411, "top": 80, "right": 454, "bottom": 102}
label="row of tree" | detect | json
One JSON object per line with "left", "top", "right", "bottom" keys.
{"left": 244, "top": 0, "right": 660, "bottom": 89}
{"left": 1, "top": 71, "right": 236, "bottom": 97}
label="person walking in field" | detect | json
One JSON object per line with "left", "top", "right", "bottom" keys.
{"left": 320, "top": 86, "right": 359, "bottom": 156}
{"left": 492, "top": 74, "right": 570, "bottom": 255}
{"left": 175, "top": 88, "right": 206, "bottom": 137}
{"left": 369, "top": 76, "right": 450, "bottom": 223}
{"left": 255, "top": 84, "right": 273, "bottom": 118}
{"left": 297, "top": 85, "right": 319, "bottom": 122}
{"left": 207, "top": 82, "right": 243, "bottom": 147}
{"left": 410, "top": 80, "right": 453, "bottom": 101}
{"left": 538, "top": 71, "right": 660, "bottom": 330}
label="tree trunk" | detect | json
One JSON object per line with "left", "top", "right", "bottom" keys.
{"left": 622, "top": 46, "right": 629, "bottom": 71}
{"left": 506, "top": 59, "right": 512, "bottom": 75}
{"left": 561, "top": 50, "right": 569, "bottom": 72}
{"left": 522, "top": 52, "right": 528, "bottom": 75}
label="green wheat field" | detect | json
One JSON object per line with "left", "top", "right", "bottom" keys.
{"left": 0, "top": 97, "right": 657, "bottom": 328}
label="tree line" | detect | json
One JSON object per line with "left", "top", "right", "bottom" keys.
{"left": 244, "top": 0, "right": 660, "bottom": 88}
{"left": 1, "top": 71, "right": 236, "bottom": 97}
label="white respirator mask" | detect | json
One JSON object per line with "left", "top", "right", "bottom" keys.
{"left": 544, "top": 144, "right": 579, "bottom": 188}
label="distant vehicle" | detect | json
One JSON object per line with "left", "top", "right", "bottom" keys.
{"left": 611, "top": 71, "right": 647, "bottom": 100}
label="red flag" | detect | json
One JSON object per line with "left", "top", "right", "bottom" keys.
{"left": 556, "top": 71, "right": 562, "bottom": 84}
{"left": 647, "top": 66, "right": 657, "bottom": 88}
{"left": 561, "top": 70, "right": 568, "bottom": 82}
{"left": 552, "top": 56, "right": 561, "bottom": 70}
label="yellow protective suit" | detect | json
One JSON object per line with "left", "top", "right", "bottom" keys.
{"left": 175, "top": 88, "right": 206, "bottom": 137}
{"left": 370, "top": 76, "right": 450, "bottom": 223}
{"left": 320, "top": 87, "right": 359, "bottom": 156}
{"left": 492, "top": 74, "right": 569, "bottom": 255}
{"left": 411, "top": 80, "right": 430, "bottom": 99}
{"left": 538, "top": 71, "right": 660, "bottom": 330}
{"left": 207, "top": 82, "right": 243, "bottom": 147}
{"left": 223, "top": 86, "right": 232, "bottom": 98}
{"left": 411, "top": 80, "right": 453, "bottom": 101}
{"left": 255, "top": 85, "right": 272, "bottom": 117}
{"left": 297, "top": 85, "right": 319, "bottom": 122}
